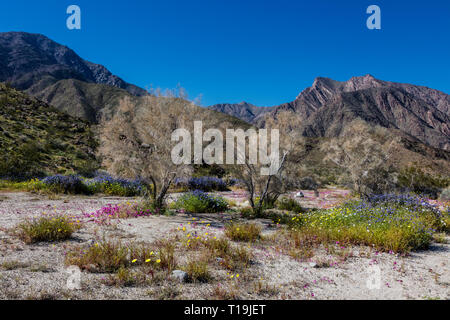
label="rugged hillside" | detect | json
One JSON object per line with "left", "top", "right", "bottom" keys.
{"left": 210, "top": 75, "right": 450, "bottom": 151}
{"left": 0, "top": 31, "right": 146, "bottom": 122}
{"left": 32, "top": 79, "right": 135, "bottom": 122}
{"left": 0, "top": 83, "right": 98, "bottom": 178}
{"left": 301, "top": 86, "right": 450, "bottom": 151}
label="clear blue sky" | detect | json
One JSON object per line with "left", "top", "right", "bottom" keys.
{"left": 0, "top": 0, "right": 449, "bottom": 106}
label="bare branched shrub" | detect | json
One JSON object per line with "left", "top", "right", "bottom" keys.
{"left": 321, "top": 120, "right": 399, "bottom": 197}
{"left": 98, "top": 89, "right": 199, "bottom": 209}
{"left": 228, "top": 111, "right": 304, "bottom": 216}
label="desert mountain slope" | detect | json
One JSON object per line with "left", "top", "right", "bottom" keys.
{"left": 0, "top": 83, "right": 98, "bottom": 177}
{"left": 32, "top": 79, "right": 135, "bottom": 123}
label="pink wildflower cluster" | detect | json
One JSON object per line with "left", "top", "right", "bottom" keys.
{"left": 83, "top": 203, "right": 153, "bottom": 224}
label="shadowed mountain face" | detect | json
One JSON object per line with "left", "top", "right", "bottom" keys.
{"left": 210, "top": 75, "right": 450, "bottom": 151}
{"left": 0, "top": 31, "right": 146, "bottom": 122}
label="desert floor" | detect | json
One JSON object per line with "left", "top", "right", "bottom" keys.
{"left": 0, "top": 191, "right": 448, "bottom": 300}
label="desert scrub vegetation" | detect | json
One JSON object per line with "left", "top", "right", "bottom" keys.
{"left": 171, "top": 190, "right": 228, "bottom": 213}
{"left": 65, "top": 239, "right": 176, "bottom": 273}
{"left": 284, "top": 194, "right": 446, "bottom": 253}
{"left": 14, "top": 214, "right": 81, "bottom": 244}
{"left": 225, "top": 222, "right": 262, "bottom": 242}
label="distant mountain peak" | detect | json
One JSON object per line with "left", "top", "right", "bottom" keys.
{"left": 0, "top": 31, "right": 149, "bottom": 122}
{"left": 0, "top": 31, "right": 147, "bottom": 96}
{"left": 211, "top": 75, "right": 450, "bottom": 151}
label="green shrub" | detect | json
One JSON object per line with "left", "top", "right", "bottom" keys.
{"left": 171, "top": 190, "right": 228, "bottom": 213}
{"left": 16, "top": 215, "right": 81, "bottom": 244}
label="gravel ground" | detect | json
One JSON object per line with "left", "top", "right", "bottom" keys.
{"left": 0, "top": 191, "right": 448, "bottom": 300}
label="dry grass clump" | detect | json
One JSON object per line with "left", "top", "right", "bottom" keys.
{"left": 65, "top": 240, "right": 129, "bottom": 273}
{"left": 253, "top": 280, "right": 279, "bottom": 297}
{"left": 1, "top": 260, "right": 30, "bottom": 270}
{"left": 183, "top": 259, "right": 211, "bottom": 283}
{"left": 225, "top": 222, "right": 262, "bottom": 242}
{"left": 65, "top": 239, "right": 178, "bottom": 274}
{"left": 181, "top": 235, "right": 253, "bottom": 272}
{"left": 269, "top": 228, "right": 318, "bottom": 261}
{"left": 211, "top": 283, "right": 240, "bottom": 300}
{"left": 102, "top": 266, "right": 149, "bottom": 287}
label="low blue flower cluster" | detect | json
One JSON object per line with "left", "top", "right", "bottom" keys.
{"left": 187, "top": 176, "right": 228, "bottom": 192}
{"left": 85, "top": 173, "right": 146, "bottom": 196}
{"left": 173, "top": 176, "right": 230, "bottom": 192}
{"left": 366, "top": 194, "right": 442, "bottom": 217}
{"left": 41, "top": 174, "right": 88, "bottom": 194}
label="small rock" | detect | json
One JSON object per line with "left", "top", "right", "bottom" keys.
{"left": 295, "top": 191, "right": 304, "bottom": 198}
{"left": 86, "top": 264, "right": 99, "bottom": 273}
{"left": 171, "top": 270, "right": 188, "bottom": 283}
{"left": 309, "top": 262, "right": 317, "bottom": 268}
